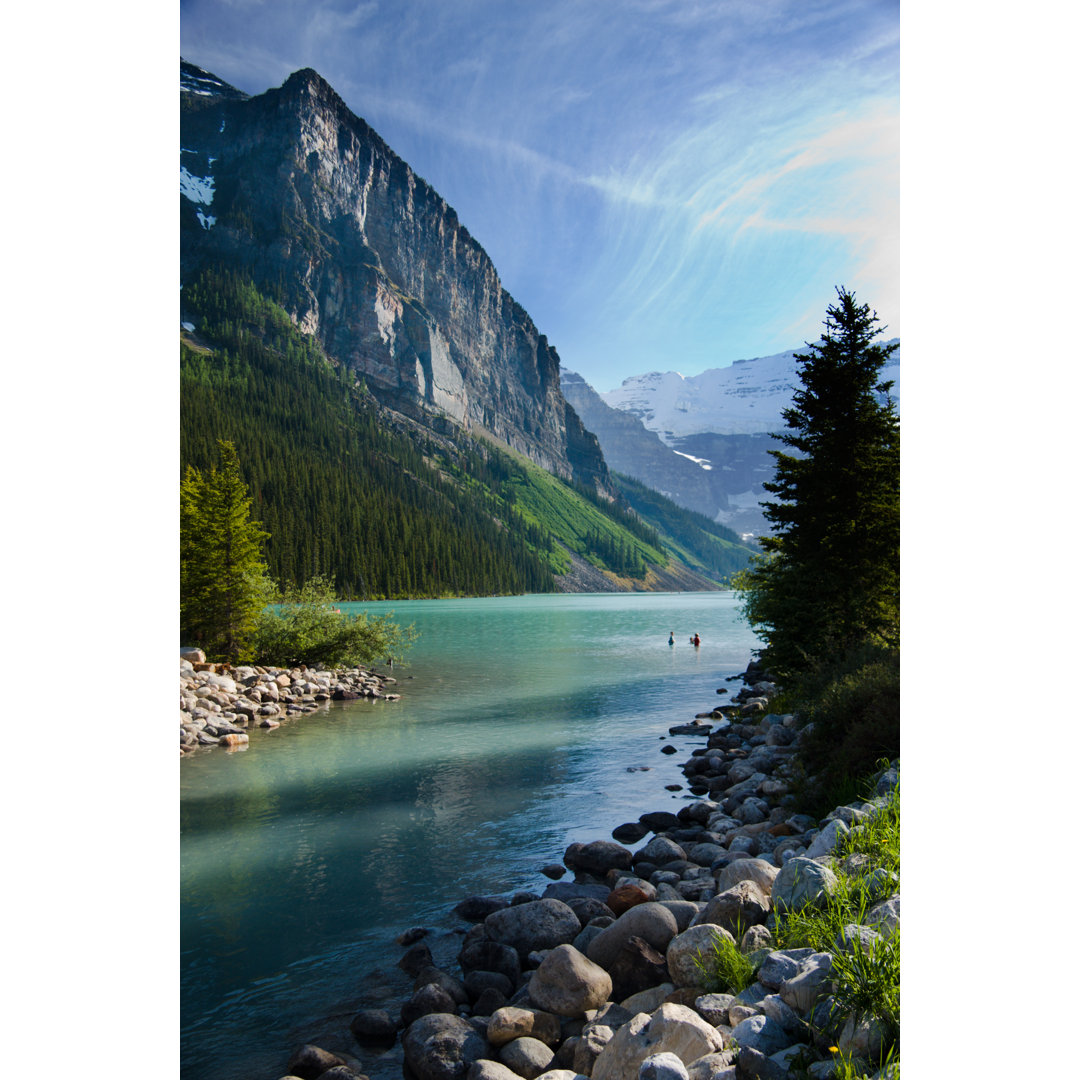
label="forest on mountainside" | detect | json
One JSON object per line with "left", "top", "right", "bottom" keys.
{"left": 180, "top": 270, "right": 557, "bottom": 598}
{"left": 180, "top": 271, "right": 756, "bottom": 599}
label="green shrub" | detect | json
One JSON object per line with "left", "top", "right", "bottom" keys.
{"left": 250, "top": 575, "right": 416, "bottom": 668}
{"left": 794, "top": 645, "right": 899, "bottom": 797}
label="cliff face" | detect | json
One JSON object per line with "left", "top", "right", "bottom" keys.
{"left": 180, "top": 62, "right": 608, "bottom": 490}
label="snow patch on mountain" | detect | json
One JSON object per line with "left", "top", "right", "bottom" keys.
{"left": 673, "top": 450, "right": 713, "bottom": 470}
{"left": 601, "top": 342, "right": 899, "bottom": 441}
{"left": 181, "top": 165, "right": 215, "bottom": 206}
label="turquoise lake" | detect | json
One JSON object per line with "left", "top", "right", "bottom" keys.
{"left": 180, "top": 591, "right": 761, "bottom": 1079}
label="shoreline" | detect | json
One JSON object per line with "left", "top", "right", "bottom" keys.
{"left": 179, "top": 655, "right": 401, "bottom": 754}
{"left": 251, "top": 659, "right": 899, "bottom": 1080}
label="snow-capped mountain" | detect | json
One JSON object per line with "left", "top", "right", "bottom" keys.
{"left": 567, "top": 342, "right": 898, "bottom": 539}
{"left": 601, "top": 343, "right": 900, "bottom": 442}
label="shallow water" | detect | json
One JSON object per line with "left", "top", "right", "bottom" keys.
{"left": 180, "top": 591, "right": 760, "bottom": 1079}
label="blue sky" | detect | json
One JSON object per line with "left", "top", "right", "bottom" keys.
{"left": 181, "top": 0, "right": 899, "bottom": 390}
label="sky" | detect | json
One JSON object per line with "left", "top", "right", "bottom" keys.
{"left": 179, "top": 0, "right": 900, "bottom": 391}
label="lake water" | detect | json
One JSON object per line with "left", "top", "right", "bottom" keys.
{"left": 180, "top": 591, "right": 760, "bottom": 1079}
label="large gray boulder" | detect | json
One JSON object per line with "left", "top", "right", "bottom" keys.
{"left": 528, "top": 944, "right": 612, "bottom": 1017}
{"left": 665, "top": 924, "right": 735, "bottom": 989}
{"left": 640, "top": 1051, "right": 691, "bottom": 1079}
{"left": 403, "top": 1013, "right": 490, "bottom": 1080}
{"left": 714, "top": 859, "right": 779, "bottom": 898}
{"left": 778, "top": 953, "right": 834, "bottom": 1015}
{"left": 635, "top": 837, "right": 687, "bottom": 866}
{"left": 499, "top": 1035, "right": 555, "bottom": 1078}
{"left": 770, "top": 858, "right": 838, "bottom": 914}
{"left": 865, "top": 894, "right": 900, "bottom": 939}
{"left": 698, "top": 881, "right": 770, "bottom": 937}
{"left": 727, "top": 1014, "right": 793, "bottom": 1056}
{"left": 591, "top": 1004, "right": 725, "bottom": 1080}
{"left": 485, "top": 900, "right": 582, "bottom": 959}
{"left": 804, "top": 818, "right": 849, "bottom": 859}
{"left": 586, "top": 903, "right": 679, "bottom": 970}
{"left": 486, "top": 1007, "right": 561, "bottom": 1048}
{"left": 563, "top": 840, "right": 634, "bottom": 877}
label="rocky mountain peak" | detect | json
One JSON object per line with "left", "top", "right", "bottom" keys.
{"left": 180, "top": 60, "right": 609, "bottom": 493}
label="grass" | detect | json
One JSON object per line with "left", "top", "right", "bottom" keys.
{"left": 692, "top": 932, "right": 757, "bottom": 995}
{"left": 769, "top": 773, "right": 901, "bottom": 1077}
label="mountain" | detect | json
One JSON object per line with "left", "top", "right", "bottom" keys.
{"left": 601, "top": 345, "right": 900, "bottom": 439}
{"left": 564, "top": 344, "right": 899, "bottom": 539}
{"left": 180, "top": 59, "right": 606, "bottom": 492}
{"left": 180, "top": 61, "right": 757, "bottom": 594}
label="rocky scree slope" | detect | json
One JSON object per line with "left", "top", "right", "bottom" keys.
{"left": 180, "top": 60, "right": 608, "bottom": 494}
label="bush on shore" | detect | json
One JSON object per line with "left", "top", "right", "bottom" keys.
{"left": 249, "top": 575, "right": 416, "bottom": 669}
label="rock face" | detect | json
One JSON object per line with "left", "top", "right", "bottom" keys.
{"left": 180, "top": 60, "right": 609, "bottom": 493}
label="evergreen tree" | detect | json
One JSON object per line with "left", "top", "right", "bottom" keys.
{"left": 737, "top": 287, "right": 899, "bottom": 679}
{"left": 180, "top": 440, "right": 272, "bottom": 662}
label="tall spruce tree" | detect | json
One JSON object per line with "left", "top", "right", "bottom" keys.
{"left": 180, "top": 440, "right": 271, "bottom": 663}
{"left": 738, "top": 287, "right": 899, "bottom": 680}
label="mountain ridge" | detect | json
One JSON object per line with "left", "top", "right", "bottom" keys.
{"left": 180, "top": 60, "right": 608, "bottom": 493}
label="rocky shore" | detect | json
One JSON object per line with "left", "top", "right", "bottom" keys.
{"left": 228, "top": 661, "right": 901, "bottom": 1080}
{"left": 179, "top": 649, "right": 401, "bottom": 754}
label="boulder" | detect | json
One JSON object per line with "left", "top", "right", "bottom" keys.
{"left": 640, "top": 1051, "right": 691, "bottom": 1079}
{"left": 770, "top": 858, "right": 838, "bottom": 914}
{"left": 486, "top": 1007, "right": 561, "bottom": 1048}
{"left": 620, "top": 983, "right": 675, "bottom": 1015}
{"left": 403, "top": 1013, "right": 490, "bottom": 1080}
{"left": 459, "top": 940, "right": 522, "bottom": 985}
{"left": 686, "top": 1052, "right": 737, "bottom": 1079}
{"left": 738, "top": 927, "right": 772, "bottom": 956}
{"left": 286, "top": 1044, "right": 352, "bottom": 1079}
{"left": 457, "top": 896, "right": 512, "bottom": 922}
{"left": 563, "top": 840, "right": 634, "bottom": 877}
{"left": 604, "top": 934, "right": 670, "bottom": 1001}
{"left": 499, "top": 1036, "right": 555, "bottom": 1078}
{"left": 349, "top": 1008, "right": 397, "bottom": 1046}
{"left": 485, "top": 900, "right": 582, "bottom": 959}
{"left": 666, "top": 924, "right": 735, "bottom": 989}
{"left": 634, "top": 837, "right": 687, "bottom": 866}
{"left": 804, "top": 818, "right": 849, "bottom": 859}
{"left": 572, "top": 1024, "right": 615, "bottom": 1074}
{"left": 607, "top": 883, "right": 655, "bottom": 916}
{"left": 760, "top": 994, "right": 803, "bottom": 1034}
{"left": 727, "top": 1014, "right": 793, "bottom": 1056}
{"left": 694, "top": 992, "right": 734, "bottom": 1026}
{"left": 465, "top": 970, "right": 515, "bottom": 1001}
{"left": 591, "top": 1004, "right": 724, "bottom": 1080}
{"left": 402, "top": 983, "right": 459, "bottom": 1027}
{"left": 865, "top": 894, "right": 900, "bottom": 939}
{"left": 613, "top": 821, "right": 651, "bottom": 843}
{"left": 659, "top": 901, "right": 702, "bottom": 933}
{"left": 466, "top": 1061, "right": 520, "bottom": 1080}
{"left": 528, "top": 944, "right": 612, "bottom": 1018}
{"left": 698, "top": 881, "right": 770, "bottom": 938}
{"left": 587, "top": 903, "right": 680, "bottom": 971}
{"left": 714, "top": 860, "right": 779, "bottom": 898}
{"left": 779, "top": 953, "right": 834, "bottom": 1015}
{"left": 730, "top": 1045, "right": 789, "bottom": 1079}
{"left": 639, "top": 811, "right": 682, "bottom": 832}
{"left": 755, "top": 950, "right": 813, "bottom": 991}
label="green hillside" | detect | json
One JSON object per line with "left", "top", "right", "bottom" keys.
{"left": 612, "top": 472, "right": 759, "bottom": 583}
